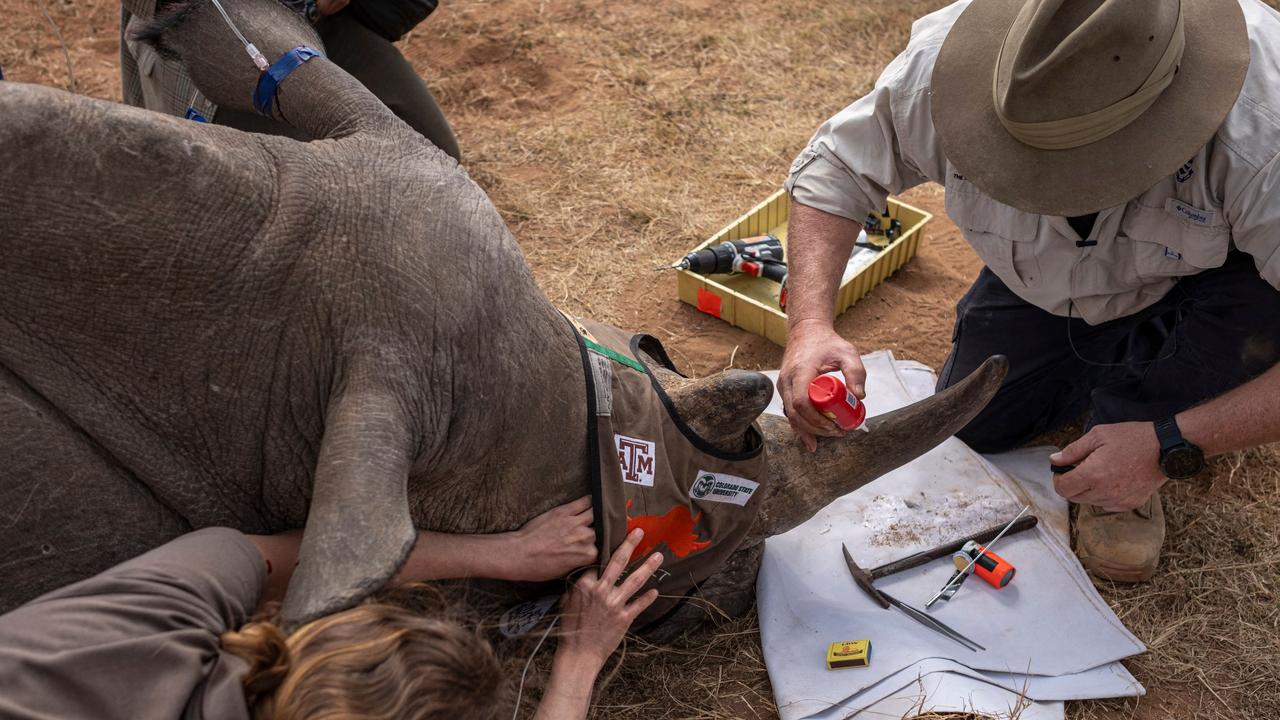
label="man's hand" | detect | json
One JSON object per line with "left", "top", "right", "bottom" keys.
{"left": 779, "top": 319, "right": 866, "bottom": 451}
{"left": 503, "top": 495, "right": 598, "bottom": 582}
{"left": 1050, "top": 422, "right": 1166, "bottom": 511}
{"left": 557, "top": 528, "right": 662, "bottom": 671}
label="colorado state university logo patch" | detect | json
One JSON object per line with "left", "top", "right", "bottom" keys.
{"left": 690, "top": 470, "right": 759, "bottom": 506}
{"left": 615, "top": 434, "right": 656, "bottom": 486}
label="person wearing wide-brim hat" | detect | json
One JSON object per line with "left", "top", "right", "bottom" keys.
{"left": 778, "top": 0, "right": 1280, "bottom": 582}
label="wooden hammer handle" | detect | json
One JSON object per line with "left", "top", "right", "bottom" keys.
{"left": 868, "top": 515, "right": 1039, "bottom": 580}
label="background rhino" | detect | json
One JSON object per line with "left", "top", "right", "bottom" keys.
{"left": 0, "top": 0, "right": 1004, "bottom": 630}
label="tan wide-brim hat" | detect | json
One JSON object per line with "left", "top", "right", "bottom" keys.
{"left": 932, "top": 0, "right": 1249, "bottom": 216}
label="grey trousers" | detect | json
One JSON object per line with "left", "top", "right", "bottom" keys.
{"left": 937, "top": 252, "right": 1280, "bottom": 453}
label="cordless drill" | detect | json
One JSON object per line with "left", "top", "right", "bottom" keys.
{"left": 671, "top": 234, "right": 788, "bottom": 283}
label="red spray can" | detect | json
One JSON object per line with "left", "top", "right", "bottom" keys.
{"left": 807, "top": 375, "right": 866, "bottom": 430}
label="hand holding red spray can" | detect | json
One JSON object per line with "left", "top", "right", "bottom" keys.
{"left": 807, "top": 375, "right": 866, "bottom": 431}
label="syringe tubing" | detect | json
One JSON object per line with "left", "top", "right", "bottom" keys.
{"left": 208, "top": 0, "right": 270, "bottom": 70}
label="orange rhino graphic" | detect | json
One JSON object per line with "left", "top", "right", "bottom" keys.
{"left": 626, "top": 500, "right": 711, "bottom": 561}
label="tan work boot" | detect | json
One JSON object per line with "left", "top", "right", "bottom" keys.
{"left": 1074, "top": 492, "right": 1164, "bottom": 582}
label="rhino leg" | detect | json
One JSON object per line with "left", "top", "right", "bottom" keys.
{"left": 280, "top": 373, "right": 419, "bottom": 627}
{"left": 0, "top": 364, "right": 189, "bottom": 611}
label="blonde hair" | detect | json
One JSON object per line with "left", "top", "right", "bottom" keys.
{"left": 222, "top": 601, "right": 504, "bottom": 720}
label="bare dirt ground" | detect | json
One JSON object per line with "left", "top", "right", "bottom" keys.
{"left": 3, "top": 0, "right": 1278, "bottom": 717}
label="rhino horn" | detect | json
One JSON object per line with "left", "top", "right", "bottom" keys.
{"left": 749, "top": 355, "right": 1008, "bottom": 543}
{"left": 662, "top": 369, "right": 774, "bottom": 453}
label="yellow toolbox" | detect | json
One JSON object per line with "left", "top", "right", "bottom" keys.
{"left": 676, "top": 190, "right": 931, "bottom": 346}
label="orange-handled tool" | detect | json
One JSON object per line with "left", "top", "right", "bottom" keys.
{"left": 926, "top": 505, "right": 1029, "bottom": 608}
{"left": 957, "top": 540, "right": 1016, "bottom": 589}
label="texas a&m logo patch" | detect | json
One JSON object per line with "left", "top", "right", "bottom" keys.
{"left": 615, "top": 434, "right": 656, "bottom": 486}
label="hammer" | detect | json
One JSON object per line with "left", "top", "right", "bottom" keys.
{"left": 841, "top": 544, "right": 986, "bottom": 652}
{"left": 867, "top": 514, "right": 1039, "bottom": 580}
{"left": 843, "top": 544, "right": 891, "bottom": 609}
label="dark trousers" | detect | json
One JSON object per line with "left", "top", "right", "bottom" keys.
{"left": 214, "top": 10, "right": 461, "bottom": 160}
{"left": 938, "top": 252, "right": 1280, "bottom": 453}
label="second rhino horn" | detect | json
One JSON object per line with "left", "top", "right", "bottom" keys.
{"left": 656, "top": 368, "right": 774, "bottom": 453}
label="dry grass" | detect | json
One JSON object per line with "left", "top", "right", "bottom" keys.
{"left": 0, "top": 0, "right": 123, "bottom": 98}
{"left": 1066, "top": 445, "right": 1280, "bottom": 720}
{"left": 411, "top": 0, "right": 948, "bottom": 350}
{"left": 4, "top": 0, "right": 1280, "bottom": 717}
{"left": 499, "top": 611, "right": 777, "bottom": 720}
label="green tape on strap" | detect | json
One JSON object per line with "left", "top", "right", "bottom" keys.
{"left": 583, "top": 337, "right": 646, "bottom": 373}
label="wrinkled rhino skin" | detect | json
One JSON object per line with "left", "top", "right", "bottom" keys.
{"left": 0, "top": 0, "right": 1007, "bottom": 631}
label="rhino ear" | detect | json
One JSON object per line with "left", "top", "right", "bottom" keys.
{"left": 133, "top": 0, "right": 396, "bottom": 140}
{"left": 281, "top": 386, "right": 417, "bottom": 627}
{"left": 133, "top": 0, "right": 321, "bottom": 114}
{"left": 662, "top": 369, "right": 774, "bottom": 452}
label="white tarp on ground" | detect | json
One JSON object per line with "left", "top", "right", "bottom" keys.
{"left": 758, "top": 353, "right": 1146, "bottom": 720}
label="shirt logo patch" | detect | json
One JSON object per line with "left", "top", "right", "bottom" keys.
{"left": 1175, "top": 160, "right": 1194, "bottom": 184}
{"left": 689, "top": 471, "right": 759, "bottom": 506}
{"left": 1165, "top": 198, "right": 1216, "bottom": 227}
{"left": 615, "top": 434, "right": 656, "bottom": 486}
{"left": 1164, "top": 247, "right": 1183, "bottom": 260}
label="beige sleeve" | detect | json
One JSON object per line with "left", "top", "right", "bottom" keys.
{"left": 0, "top": 529, "right": 264, "bottom": 720}
{"left": 783, "top": 10, "right": 955, "bottom": 221}
{"left": 1227, "top": 152, "right": 1280, "bottom": 291}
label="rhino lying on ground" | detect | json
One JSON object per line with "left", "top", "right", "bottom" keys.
{"left": 0, "top": 0, "right": 1005, "bottom": 631}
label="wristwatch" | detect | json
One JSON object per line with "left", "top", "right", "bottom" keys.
{"left": 1153, "top": 417, "right": 1205, "bottom": 479}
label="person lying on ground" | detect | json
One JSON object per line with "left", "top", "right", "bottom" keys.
{"left": 778, "top": 0, "right": 1280, "bottom": 583}
{"left": 0, "top": 496, "right": 663, "bottom": 719}
{"left": 120, "top": 0, "right": 462, "bottom": 158}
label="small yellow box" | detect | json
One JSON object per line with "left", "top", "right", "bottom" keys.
{"left": 826, "top": 639, "right": 872, "bottom": 670}
{"left": 676, "top": 191, "right": 931, "bottom": 346}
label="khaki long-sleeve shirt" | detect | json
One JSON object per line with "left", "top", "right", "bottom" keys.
{"left": 120, "top": 0, "right": 219, "bottom": 120}
{"left": 0, "top": 529, "right": 262, "bottom": 720}
{"left": 785, "top": 0, "right": 1280, "bottom": 325}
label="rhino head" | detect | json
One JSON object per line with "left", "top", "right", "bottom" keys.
{"left": 628, "top": 355, "right": 1006, "bottom": 637}
{"left": 647, "top": 358, "right": 1008, "bottom": 544}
